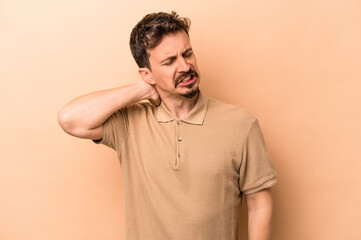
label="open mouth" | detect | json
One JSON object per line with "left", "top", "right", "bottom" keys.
{"left": 177, "top": 74, "right": 197, "bottom": 87}
{"left": 179, "top": 75, "right": 192, "bottom": 83}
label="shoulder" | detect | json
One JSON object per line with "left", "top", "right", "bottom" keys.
{"left": 107, "top": 101, "right": 154, "bottom": 123}
{"left": 206, "top": 96, "right": 257, "bottom": 126}
{"left": 124, "top": 101, "right": 154, "bottom": 114}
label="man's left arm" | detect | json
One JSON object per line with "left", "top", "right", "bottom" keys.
{"left": 245, "top": 188, "right": 273, "bottom": 240}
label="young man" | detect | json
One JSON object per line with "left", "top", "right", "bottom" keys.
{"left": 58, "top": 11, "right": 277, "bottom": 240}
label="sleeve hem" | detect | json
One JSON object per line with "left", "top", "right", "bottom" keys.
{"left": 92, "top": 138, "right": 103, "bottom": 144}
{"left": 243, "top": 176, "right": 277, "bottom": 195}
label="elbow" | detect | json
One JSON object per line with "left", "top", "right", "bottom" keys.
{"left": 57, "top": 107, "right": 74, "bottom": 135}
{"left": 57, "top": 107, "right": 92, "bottom": 138}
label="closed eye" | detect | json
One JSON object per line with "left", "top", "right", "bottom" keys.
{"left": 183, "top": 50, "right": 193, "bottom": 58}
{"left": 161, "top": 48, "right": 193, "bottom": 66}
{"left": 163, "top": 57, "right": 176, "bottom": 66}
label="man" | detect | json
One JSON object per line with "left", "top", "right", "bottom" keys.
{"left": 58, "top": 11, "right": 277, "bottom": 240}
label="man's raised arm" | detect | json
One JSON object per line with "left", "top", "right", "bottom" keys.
{"left": 57, "top": 81, "right": 160, "bottom": 140}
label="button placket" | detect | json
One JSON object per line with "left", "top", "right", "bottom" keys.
{"left": 174, "top": 119, "right": 184, "bottom": 169}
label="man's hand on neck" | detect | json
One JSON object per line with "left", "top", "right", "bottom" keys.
{"left": 138, "top": 81, "right": 161, "bottom": 106}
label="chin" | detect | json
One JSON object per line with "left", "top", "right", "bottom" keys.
{"left": 180, "top": 86, "right": 199, "bottom": 98}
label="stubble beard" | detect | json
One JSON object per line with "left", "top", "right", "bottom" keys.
{"left": 180, "top": 85, "right": 199, "bottom": 98}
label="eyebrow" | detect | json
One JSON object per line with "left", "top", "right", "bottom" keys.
{"left": 160, "top": 48, "right": 193, "bottom": 65}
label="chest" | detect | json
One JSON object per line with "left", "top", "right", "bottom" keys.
{"left": 124, "top": 120, "right": 243, "bottom": 182}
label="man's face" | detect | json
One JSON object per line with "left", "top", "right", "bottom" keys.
{"left": 147, "top": 31, "right": 200, "bottom": 99}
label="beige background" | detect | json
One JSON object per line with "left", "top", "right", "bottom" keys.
{"left": 1, "top": 0, "right": 360, "bottom": 239}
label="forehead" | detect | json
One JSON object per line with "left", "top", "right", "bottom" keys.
{"left": 148, "top": 31, "right": 192, "bottom": 62}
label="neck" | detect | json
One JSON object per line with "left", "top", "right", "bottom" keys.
{"left": 160, "top": 92, "right": 199, "bottom": 118}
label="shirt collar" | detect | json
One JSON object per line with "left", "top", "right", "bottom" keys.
{"left": 155, "top": 91, "right": 209, "bottom": 125}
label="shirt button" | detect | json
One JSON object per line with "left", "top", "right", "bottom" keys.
{"left": 178, "top": 137, "right": 183, "bottom": 141}
{"left": 177, "top": 120, "right": 182, "bottom": 125}
{"left": 178, "top": 153, "right": 183, "bottom": 158}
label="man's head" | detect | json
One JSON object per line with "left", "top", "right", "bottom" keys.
{"left": 130, "top": 11, "right": 190, "bottom": 70}
{"left": 130, "top": 11, "right": 200, "bottom": 99}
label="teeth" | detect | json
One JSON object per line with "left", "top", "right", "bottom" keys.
{"left": 180, "top": 76, "right": 191, "bottom": 83}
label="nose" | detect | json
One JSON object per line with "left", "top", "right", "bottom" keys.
{"left": 177, "top": 56, "right": 190, "bottom": 73}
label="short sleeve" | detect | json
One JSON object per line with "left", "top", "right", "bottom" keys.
{"left": 239, "top": 119, "right": 277, "bottom": 195}
{"left": 92, "top": 108, "right": 129, "bottom": 153}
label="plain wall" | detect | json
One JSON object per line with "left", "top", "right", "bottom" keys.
{"left": 1, "top": 0, "right": 360, "bottom": 239}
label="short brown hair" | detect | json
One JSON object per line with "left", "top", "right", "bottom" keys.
{"left": 129, "top": 11, "right": 191, "bottom": 70}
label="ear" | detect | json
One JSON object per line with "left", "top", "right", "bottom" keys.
{"left": 138, "top": 68, "right": 155, "bottom": 85}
